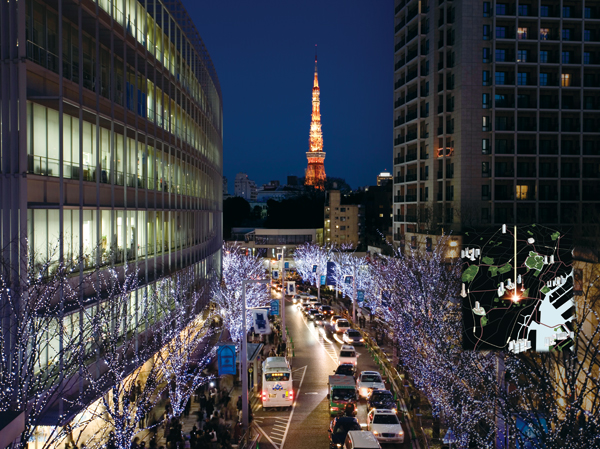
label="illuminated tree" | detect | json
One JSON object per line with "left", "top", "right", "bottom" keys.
{"left": 329, "top": 248, "right": 376, "bottom": 310}
{"left": 211, "top": 243, "right": 270, "bottom": 345}
{"left": 293, "top": 242, "right": 334, "bottom": 299}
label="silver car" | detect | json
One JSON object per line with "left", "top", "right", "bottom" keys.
{"left": 343, "top": 328, "right": 365, "bottom": 345}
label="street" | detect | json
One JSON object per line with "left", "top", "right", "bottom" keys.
{"left": 252, "top": 298, "right": 410, "bottom": 449}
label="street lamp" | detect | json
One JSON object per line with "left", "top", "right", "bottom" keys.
{"left": 281, "top": 247, "right": 286, "bottom": 343}
{"left": 241, "top": 278, "right": 269, "bottom": 436}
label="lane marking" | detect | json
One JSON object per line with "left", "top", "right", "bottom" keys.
{"left": 280, "top": 364, "right": 307, "bottom": 449}
{"left": 300, "top": 316, "right": 338, "bottom": 363}
{"left": 254, "top": 422, "right": 281, "bottom": 449}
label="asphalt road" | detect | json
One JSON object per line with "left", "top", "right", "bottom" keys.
{"left": 252, "top": 298, "right": 410, "bottom": 449}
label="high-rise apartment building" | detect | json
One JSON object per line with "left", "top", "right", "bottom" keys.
{"left": 0, "top": 0, "right": 222, "bottom": 437}
{"left": 393, "top": 0, "right": 600, "bottom": 246}
{"left": 234, "top": 172, "right": 258, "bottom": 201}
{"left": 325, "top": 190, "right": 361, "bottom": 247}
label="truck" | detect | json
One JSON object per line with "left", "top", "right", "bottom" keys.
{"left": 327, "top": 375, "right": 358, "bottom": 416}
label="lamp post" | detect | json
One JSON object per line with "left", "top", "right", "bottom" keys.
{"left": 241, "top": 278, "right": 269, "bottom": 436}
{"left": 281, "top": 247, "right": 286, "bottom": 343}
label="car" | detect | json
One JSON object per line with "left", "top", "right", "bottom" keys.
{"left": 330, "top": 315, "right": 342, "bottom": 325}
{"left": 292, "top": 294, "right": 302, "bottom": 304}
{"left": 328, "top": 416, "right": 361, "bottom": 449}
{"left": 345, "top": 430, "right": 382, "bottom": 449}
{"left": 368, "top": 390, "right": 397, "bottom": 413}
{"left": 335, "top": 319, "right": 351, "bottom": 333}
{"left": 367, "top": 409, "right": 404, "bottom": 444}
{"left": 334, "top": 363, "right": 357, "bottom": 379}
{"left": 302, "top": 304, "right": 312, "bottom": 315}
{"left": 314, "top": 313, "right": 326, "bottom": 326}
{"left": 343, "top": 329, "right": 364, "bottom": 345}
{"left": 320, "top": 305, "right": 334, "bottom": 316}
{"left": 307, "top": 309, "right": 319, "bottom": 320}
{"left": 338, "top": 345, "right": 358, "bottom": 366}
{"left": 357, "top": 371, "right": 386, "bottom": 398}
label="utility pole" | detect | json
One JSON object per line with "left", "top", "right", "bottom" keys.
{"left": 241, "top": 279, "right": 269, "bottom": 437}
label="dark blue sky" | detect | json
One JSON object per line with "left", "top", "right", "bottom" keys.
{"left": 182, "top": 0, "right": 394, "bottom": 191}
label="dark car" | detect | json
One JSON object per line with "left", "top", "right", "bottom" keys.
{"left": 368, "top": 389, "right": 397, "bottom": 413}
{"left": 314, "top": 313, "right": 326, "bottom": 326}
{"left": 320, "top": 305, "right": 333, "bottom": 316}
{"left": 302, "top": 304, "right": 312, "bottom": 315}
{"left": 308, "top": 309, "right": 319, "bottom": 320}
{"left": 334, "top": 363, "right": 357, "bottom": 379}
{"left": 328, "top": 416, "right": 361, "bottom": 449}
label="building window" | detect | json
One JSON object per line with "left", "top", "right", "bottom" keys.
{"left": 540, "top": 6, "right": 549, "bottom": 17}
{"left": 562, "top": 52, "right": 571, "bottom": 64}
{"left": 482, "top": 139, "right": 490, "bottom": 154}
{"left": 482, "top": 162, "right": 490, "bottom": 177}
{"left": 483, "top": 48, "right": 491, "bottom": 62}
{"left": 517, "top": 72, "right": 528, "bottom": 85}
{"left": 516, "top": 185, "right": 529, "bottom": 200}
{"left": 496, "top": 27, "right": 507, "bottom": 39}
{"left": 584, "top": 52, "right": 591, "bottom": 64}
{"left": 495, "top": 71, "right": 506, "bottom": 85}
{"left": 340, "top": 207, "right": 346, "bottom": 212}
{"left": 495, "top": 94, "right": 508, "bottom": 107}
{"left": 562, "top": 74, "right": 571, "bottom": 87}
{"left": 517, "top": 50, "right": 528, "bottom": 62}
{"left": 483, "top": 116, "right": 491, "bottom": 131}
{"left": 496, "top": 4, "right": 507, "bottom": 15}
{"left": 540, "top": 51, "right": 548, "bottom": 63}
{"left": 483, "top": 93, "right": 490, "bottom": 108}
{"left": 585, "top": 7, "right": 592, "bottom": 19}
{"left": 482, "top": 184, "right": 490, "bottom": 200}
{"left": 562, "top": 28, "right": 571, "bottom": 41}
{"left": 518, "top": 27, "right": 528, "bottom": 39}
{"left": 483, "top": 71, "right": 491, "bottom": 85}
{"left": 540, "top": 73, "right": 549, "bottom": 86}
{"left": 540, "top": 28, "right": 550, "bottom": 40}
{"left": 496, "top": 49, "right": 506, "bottom": 62}
{"left": 584, "top": 30, "right": 591, "bottom": 42}
{"left": 483, "top": 25, "right": 490, "bottom": 40}
{"left": 518, "top": 5, "right": 529, "bottom": 16}
{"left": 563, "top": 6, "right": 571, "bottom": 18}
{"left": 483, "top": 2, "right": 491, "bottom": 17}
{"left": 340, "top": 226, "right": 346, "bottom": 230}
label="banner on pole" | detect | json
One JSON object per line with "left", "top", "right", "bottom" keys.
{"left": 312, "top": 264, "right": 318, "bottom": 273}
{"left": 270, "top": 299, "right": 280, "bottom": 316}
{"left": 252, "top": 309, "right": 271, "bottom": 334}
{"left": 284, "top": 262, "right": 289, "bottom": 269}
{"left": 320, "top": 275, "right": 326, "bottom": 286}
{"left": 272, "top": 270, "right": 279, "bottom": 279}
{"left": 286, "top": 281, "right": 296, "bottom": 295}
{"left": 344, "top": 275, "right": 353, "bottom": 284}
{"left": 217, "top": 344, "right": 236, "bottom": 376}
{"left": 326, "top": 261, "right": 336, "bottom": 286}
{"left": 357, "top": 290, "right": 365, "bottom": 305}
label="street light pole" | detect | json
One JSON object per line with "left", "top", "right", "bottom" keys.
{"left": 241, "top": 278, "right": 269, "bottom": 436}
{"left": 281, "top": 248, "right": 286, "bottom": 343}
{"left": 352, "top": 265, "right": 357, "bottom": 322}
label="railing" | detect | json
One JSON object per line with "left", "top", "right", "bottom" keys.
{"left": 406, "top": 174, "right": 418, "bottom": 182}
{"left": 395, "top": 116, "right": 406, "bottom": 127}
{"left": 406, "top": 111, "right": 418, "bottom": 122}
{"left": 406, "top": 215, "right": 418, "bottom": 222}
{"left": 395, "top": 214, "right": 405, "bottom": 222}
{"left": 395, "top": 194, "right": 405, "bottom": 202}
{"left": 406, "top": 152, "right": 418, "bottom": 162}
{"left": 395, "top": 174, "right": 405, "bottom": 183}
{"left": 406, "top": 132, "right": 418, "bottom": 142}
{"left": 395, "top": 155, "right": 405, "bottom": 164}
{"left": 395, "top": 135, "right": 406, "bottom": 145}
{"left": 420, "top": 152, "right": 429, "bottom": 159}
{"left": 437, "top": 171, "right": 444, "bottom": 179}
{"left": 406, "top": 194, "right": 418, "bottom": 202}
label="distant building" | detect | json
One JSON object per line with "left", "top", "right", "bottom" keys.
{"left": 223, "top": 176, "right": 228, "bottom": 195}
{"left": 262, "top": 180, "right": 280, "bottom": 191}
{"left": 287, "top": 175, "right": 300, "bottom": 186}
{"left": 377, "top": 171, "right": 393, "bottom": 186}
{"left": 363, "top": 183, "right": 393, "bottom": 245}
{"left": 325, "top": 190, "right": 360, "bottom": 247}
{"left": 229, "top": 227, "right": 323, "bottom": 259}
{"left": 234, "top": 172, "right": 257, "bottom": 201}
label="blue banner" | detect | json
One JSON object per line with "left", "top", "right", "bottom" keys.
{"left": 272, "top": 270, "right": 279, "bottom": 279}
{"left": 217, "top": 344, "right": 236, "bottom": 376}
{"left": 357, "top": 290, "right": 365, "bottom": 305}
{"left": 382, "top": 290, "right": 391, "bottom": 307}
{"left": 270, "top": 299, "right": 280, "bottom": 316}
{"left": 320, "top": 275, "right": 326, "bottom": 286}
{"left": 312, "top": 264, "right": 318, "bottom": 273}
{"left": 326, "top": 261, "right": 336, "bottom": 286}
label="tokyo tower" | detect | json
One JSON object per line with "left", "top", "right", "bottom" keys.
{"left": 304, "top": 47, "right": 326, "bottom": 190}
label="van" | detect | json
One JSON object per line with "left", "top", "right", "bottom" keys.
{"left": 344, "top": 430, "right": 381, "bottom": 449}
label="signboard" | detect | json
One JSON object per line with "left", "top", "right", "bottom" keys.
{"left": 320, "top": 275, "right": 326, "bottom": 286}
{"left": 217, "top": 344, "right": 237, "bottom": 376}
{"left": 357, "top": 290, "right": 365, "bottom": 305}
{"left": 252, "top": 309, "right": 271, "bottom": 334}
{"left": 284, "top": 262, "right": 289, "bottom": 269}
{"left": 270, "top": 299, "right": 280, "bottom": 316}
{"left": 286, "top": 281, "right": 296, "bottom": 295}
{"left": 312, "top": 264, "right": 318, "bottom": 273}
{"left": 326, "top": 261, "right": 336, "bottom": 286}
{"left": 277, "top": 254, "right": 282, "bottom": 260}
{"left": 272, "top": 270, "right": 279, "bottom": 279}
{"left": 344, "top": 275, "right": 353, "bottom": 284}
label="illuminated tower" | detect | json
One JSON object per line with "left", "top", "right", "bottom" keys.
{"left": 304, "top": 48, "right": 326, "bottom": 190}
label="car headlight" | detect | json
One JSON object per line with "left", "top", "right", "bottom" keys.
{"left": 372, "top": 430, "right": 379, "bottom": 435}
{"left": 336, "top": 445, "right": 342, "bottom": 448}
{"left": 360, "top": 338, "right": 364, "bottom": 342}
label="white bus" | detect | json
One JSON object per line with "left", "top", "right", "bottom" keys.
{"left": 261, "top": 357, "right": 293, "bottom": 409}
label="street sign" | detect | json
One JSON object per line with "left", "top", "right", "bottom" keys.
{"left": 217, "top": 344, "right": 236, "bottom": 376}
{"left": 312, "top": 264, "right": 318, "bottom": 273}
{"left": 357, "top": 290, "right": 365, "bottom": 305}
{"left": 252, "top": 309, "right": 271, "bottom": 334}
{"left": 270, "top": 299, "right": 280, "bottom": 316}
{"left": 326, "top": 261, "right": 336, "bottom": 285}
{"left": 286, "top": 281, "right": 296, "bottom": 295}
{"left": 277, "top": 254, "right": 282, "bottom": 260}
{"left": 344, "top": 275, "right": 353, "bottom": 284}
{"left": 272, "top": 270, "right": 279, "bottom": 279}
{"left": 284, "top": 262, "right": 289, "bottom": 269}
{"left": 320, "top": 275, "right": 326, "bottom": 285}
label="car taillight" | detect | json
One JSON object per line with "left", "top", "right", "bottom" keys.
{"left": 262, "top": 391, "right": 267, "bottom": 401}
{"left": 288, "top": 391, "right": 293, "bottom": 400}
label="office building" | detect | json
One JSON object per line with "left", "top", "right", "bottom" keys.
{"left": 234, "top": 172, "right": 258, "bottom": 201}
{"left": 377, "top": 171, "right": 393, "bottom": 186}
{"left": 392, "top": 0, "right": 600, "bottom": 246}
{"left": 325, "top": 190, "right": 361, "bottom": 247}
{"left": 0, "top": 0, "right": 222, "bottom": 439}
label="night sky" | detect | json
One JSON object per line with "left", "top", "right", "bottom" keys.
{"left": 182, "top": 0, "right": 394, "bottom": 191}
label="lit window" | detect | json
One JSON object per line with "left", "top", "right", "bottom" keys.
{"left": 496, "top": 49, "right": 506, "bottom": 62}
{"left": 517, "top": 72, "right": 528, "bottom": 85}
{"left": 540, "top": 73, "right": 548, "bottom": 86}
{"left": 584, "top": 30, "right": 591, "bottom": 42}
{"left": 379, "top": 214, "right": 384, "bottom": 218}
{"left": 540, "top": 28, "right": 550, "bottom": 40}
{"left": 561, "top": 74, "right": 571, "bottom": 87}
{"left": 563, "top": 6, "right": 571, "bottom": 18}
{"left": 495, "top": 71, "right": 506, "bottom": 85}
{"left": 516, "top": 185, "right": 529, "bottom": 200}
{"left": 562, "top": 29, "right": 571, "bottom": 41}
{"left": 518, "top": 27, "right": 528, "bottom": 39}
{"left": 483, "top": 70, "right": 491, "bottom": 85}
{"left": 483, "top": 25, "right": 490, "bottom": 40}
{"left": 483, "top": 116, "right": 490, "bottom": 131}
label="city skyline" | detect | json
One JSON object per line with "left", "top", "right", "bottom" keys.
{"left": 183, "top": 0, "right": 394, "bottom": 189}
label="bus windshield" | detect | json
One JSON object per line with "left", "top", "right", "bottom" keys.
{"left": 265, "top": 372, "right": 290, "bottom": 382}
{"left": 332, "top": 388, "right": 357, "bottom": 402}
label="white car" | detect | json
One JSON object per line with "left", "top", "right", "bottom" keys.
{"left": 335, "top": 319, "right": 351, "bottom": 333}
{"left": 357, "top": 371, "right": 386, "bottom": 398}
{"left": 367, "top": 409, "right": 404, "bottom": 444}
{"left": 338, "top": 345, "right": 358, "bottom": 366}
{"left": 292, "top": 294, "right": 302, "bottom": 304}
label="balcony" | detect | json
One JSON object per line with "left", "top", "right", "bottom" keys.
{"left": 395, "top": 77, "right": 406, "bottom": 89}
{"left": 395, "top": 97, "right": 406, "bottom": 108}
{"left": 437, "top": 192, "right": 443, "bottom": 201}
{"left": 394, "top": 194, "right": 404, "bottom": 202}
{"left": 406, "top": 110, "right": 418, "bottom": 122}
{"left": 406, "top": 215, "right": 418, "bottom": 222}
{"left": 406, "top": 173, "right": 418, "bottom": 182}
{"left": 395, "top": 116, "right": 406, "bottom": 127}
{"left": 406, "top": 132, "right": 418, "bottom": 142}
{"left": 394, "top": 232, "right": 402, "bottom": 241}
{"left": 394, "top": 135, "right": 405, "bottom": 145}
{"left": 406, "top": 152, "right": 418, "bottom": 162}
{"left": 395, "top": 174, "right": 404, "bottom": 183}
{"left": 395, "top": 213, "right": 405, "bottom": 222}
{"left": 406, "top": 194, "right": 417, "bottom": 202}
{"left": 437, "top": 171, "right": 444, "bottom": 179}
{"left": 395, "top": 58, "right": 406, "bottom": 71}
{"left": 394, "top": 155, "right": 405, "bottom": 164}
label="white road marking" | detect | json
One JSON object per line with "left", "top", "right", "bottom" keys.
{"left": 254, "top": 422, "right": 281, "bottom": 449}
{"left": 280, "top": 365, "right": 307, "bottom": 449}
{"left": 301, "top": 317, "right": 338, "bottom": 363}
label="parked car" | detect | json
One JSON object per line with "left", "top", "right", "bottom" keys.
{"left": 367, "top": 409, "right": 404, "bottom": 444}
{"left": 368, "top": 390, "right": 396, "bottom": 413}
{"left": 343, "top": 329, "right": 364, "bottom": 345}
{"left": 328, "top": 416, "right": 361, "bottom": 449}
{"left": 357, "top": 371, "right": 386, "bottom": 398}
